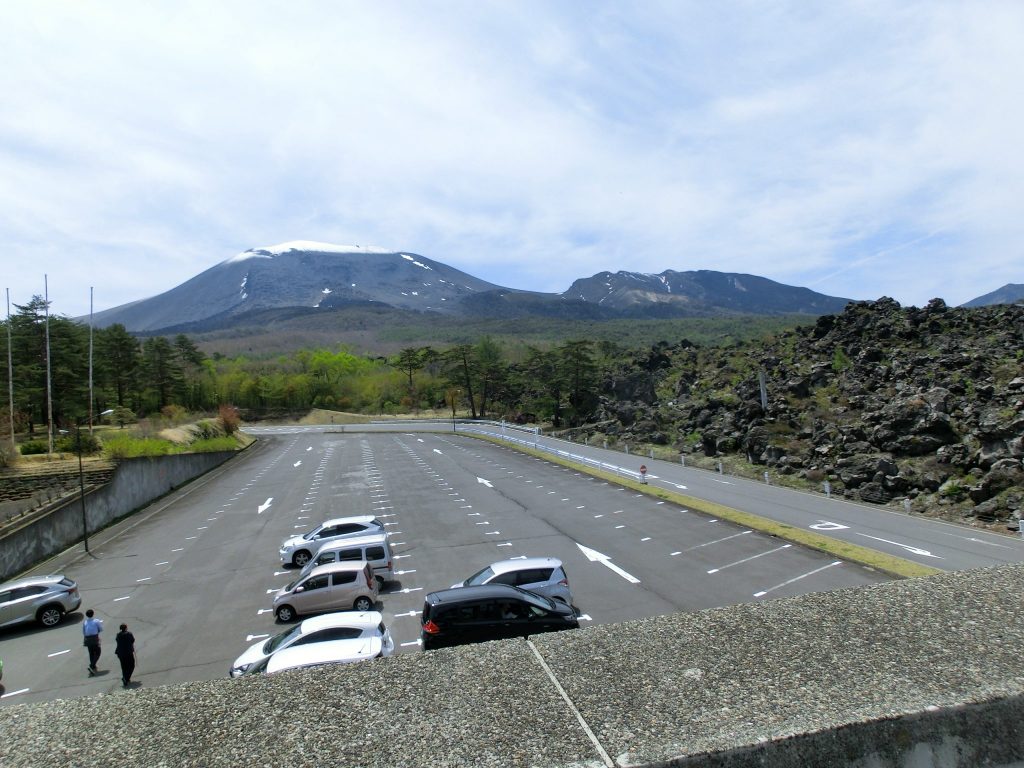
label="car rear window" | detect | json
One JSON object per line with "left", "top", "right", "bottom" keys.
{"left": 366, "top": 546, "right": 385, "bottom": 560}
{"left": 332, "top": 572, "right": 357, "bottom": 585}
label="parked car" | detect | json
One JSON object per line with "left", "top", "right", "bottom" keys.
{"left": 245, "top": 636, "right": 384, "bottom": 675}
{"left": 420, "top": 583, "right": 579, "bottom": 650}
{"left": 297, "top": 532, "right": 394, "bottom": 586}
{"left": 273, "top": 562, "right": 378, "bottom": 623}
{"left": 451, "top": 557, "right": 572, "bottom": 604}
{"left": 280, "top": 516, "right": 385, "bottom": 567}
{"left": 230, "top": 611, "right": 394, "bottom": 677}
{"left": 0, "top": 574, "right": 81, "bottom": 629}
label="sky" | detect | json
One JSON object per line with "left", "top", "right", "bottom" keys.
{"left": 2, "top": 1, "right": 1022, "bottom": 319}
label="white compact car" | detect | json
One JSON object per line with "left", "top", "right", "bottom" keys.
{"left": 247, "top": 636, "right": 384, "bottom": 675}
{"left": 279, "top": 515, "right": 385, "bottom": 567}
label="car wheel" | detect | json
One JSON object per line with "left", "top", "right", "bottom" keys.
{"left": 353, "top": 596, "right": 373, "bottom": 612}
{"left": 276, "top": 605, "right": 296, "bottom": 622}
{"left": 37, "top": 605, "right": 65, "bottom": 627}
{"left": 292, "top": 551, "right": 311, "bottom": 568}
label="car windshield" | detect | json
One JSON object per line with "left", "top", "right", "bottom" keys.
{"left": 301, "top": 526, "right": 322, "bottom": 541}
{"left": 465, "top": 566, "right": 495, "bottom": 586}
{"left": 283, "top": 579, "right": 299, "bottom": 592}
{"left": 518, "top": 589, "right": 556, "bottom": 611}
{"left": 263, "top": 625, "right": 302, "bottom": 654}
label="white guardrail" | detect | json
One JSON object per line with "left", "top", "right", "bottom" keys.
{"left": 373, "top": 418, "right": 648, "bottom": 484}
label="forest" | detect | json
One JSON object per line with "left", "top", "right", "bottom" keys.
{"left": 0, "top": 296, "right": 627, "bottom": 440}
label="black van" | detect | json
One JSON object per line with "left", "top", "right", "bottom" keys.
{"left": 420, "top": 584, "right": 578, "bottom": 650}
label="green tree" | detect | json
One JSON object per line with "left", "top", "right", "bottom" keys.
{"left": 95, "top": 323, "right": 140, "bottom": 409}
{"left": 140, "top": 336, "right": 183, "bottom": 411}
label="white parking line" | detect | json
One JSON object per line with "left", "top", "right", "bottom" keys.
{"left": 0, "top": 688, "right": 30, "bottom": 698}
{"left": 708, "top": 544, "right": 792, "bottom": 574}
{"left": 754, "top": 561, "right": 843, "bottom": 598}
{"left": 47, "top": 649, "right": 71, "bottom": 658}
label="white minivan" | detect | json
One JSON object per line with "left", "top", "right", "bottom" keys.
{"left": 297, "top": 532, "right": 394, "bottom": 587}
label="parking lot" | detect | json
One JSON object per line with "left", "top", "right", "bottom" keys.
{"left": 1, "top": 431, "right": 890, "bottom": 705}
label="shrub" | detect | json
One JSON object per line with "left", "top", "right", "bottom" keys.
{"left": 55, "top": 432, "right": 102, "bottom": 454}
{"left": 218, "top": 404, "right": 241, "bottom": 436}
{"left": 20, "top": 439, "right": 49, "bottom": 455}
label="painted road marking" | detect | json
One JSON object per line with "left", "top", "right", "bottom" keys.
{"left": 857, "top": 534, "right": 942, "bottom": 558}
{"left": 258, "top": 498, "right": 274, "bottom": 514}
{"left": 47, "top": 649, "right": 71, "bottom": 658}
{"left": 246, "top": 634, "right": 270, "bottom": 642}
{"left": 754, "top": 562, "right": 843, "bottom": 598}
{"left": 708, "top": 544, "right": 792, "bottom": 574}
{"left": 577, "top": 543, "right": 641, "bottom": 584}
{"left": 114, "top": 596, "right": 131, "bottom": 602}
{"left": 478, "top": 477, "right": 493, "bottom": 488}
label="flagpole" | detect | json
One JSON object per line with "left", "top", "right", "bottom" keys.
{"left": 6, "top": 288, "right": 14, "bottom": 451}
{"left": 45, "top": 275, "right": 54, "bottom": 455}
{"left": 88, "top": 287, "right": 94, "bottom": 433}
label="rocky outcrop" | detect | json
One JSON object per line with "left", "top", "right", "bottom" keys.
{"left": 588, "top": 298, "right": 1024, "bottom": 529}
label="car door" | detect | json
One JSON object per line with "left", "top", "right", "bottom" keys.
{"left": 328, "top": 571, "right": 359, "bottom": 609}
{"left": 292, "top": 574, "right": 331, "bottom": 614}
{"left": 5, "top": 585, "right": 48, "bottom": 625}
{"left": 0, "top": 588, "right": 14, "bottom": 626}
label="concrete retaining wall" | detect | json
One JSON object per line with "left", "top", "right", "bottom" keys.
{"left": 0, "top": 451, "right": 237, "bottom": 580}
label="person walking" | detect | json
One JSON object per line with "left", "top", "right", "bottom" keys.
{"left": 82, "top": 609, "right": 103, "bottom": 675}
{"left": 114, "top": 623, "right": 136, "bottom": 688}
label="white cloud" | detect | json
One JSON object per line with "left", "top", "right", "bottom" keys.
{"left": 1, "top": 0, "right": 1021, "bottom": 318}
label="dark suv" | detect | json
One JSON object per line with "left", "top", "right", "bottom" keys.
{"left": 420, "top": 584, "right": 578, "bottom": 650}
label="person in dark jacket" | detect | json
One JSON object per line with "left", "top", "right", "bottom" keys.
{"left": 114, "top": 623, "right": 136, "bottom": 688}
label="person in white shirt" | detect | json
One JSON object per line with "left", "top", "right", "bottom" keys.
{"left": 82, "top": 609, "right": 103, "bottom": 675}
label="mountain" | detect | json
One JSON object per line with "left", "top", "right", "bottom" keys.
{"left": 961, "top": 284, "right": 1024, "bottom": 307}
{"left": 564, "top": 270, "right": 851, "bottom": 316}
{"left": 88, "top": 241, "right": 853, "bottom": 333}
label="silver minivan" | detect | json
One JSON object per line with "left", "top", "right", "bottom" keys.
{"left": 297, "top": 532, "right": 394, "bottom": 586}
{"left": 273, "top": 561, "right": 378, "bottom": 623}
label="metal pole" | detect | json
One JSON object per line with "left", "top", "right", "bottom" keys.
{"left": 88, "top": 287, "right": 94, "bottom": 433}
{"left": 45, "top": 275, "right": 53, "bottom": 455}
{"left": 6, "top": 289, "right": 14, "bottom": 452}
{"left": 77, "top": 420, "right": 89, "bottom": 553}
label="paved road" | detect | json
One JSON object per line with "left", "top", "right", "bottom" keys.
{"left": 2, "top": 430, "right": 888, "bottom": 706}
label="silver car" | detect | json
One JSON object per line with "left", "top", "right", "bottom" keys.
{"left": 0, "top": 574, "right": 82, "bottom": 629}
{"left": 451, "top": 557, "right": 573, "bottom": 604}
{"left": 279, "top": 515, "right": 385, "bottom": 567}
{"left": 272, "top": 561, "right": 379, "bottom": 623}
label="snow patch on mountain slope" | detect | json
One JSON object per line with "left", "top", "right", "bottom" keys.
{"left": 225, "top": 241, "right": 395, "bottom": 263}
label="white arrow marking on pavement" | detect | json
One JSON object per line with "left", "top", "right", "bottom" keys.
{"left": 477, "top": 477, "right": 493, "bottom": 488}
{"left": 266, "top": 588, "right": 278, "bottom": 594}
{"left": 401, "top": 640, "right": 423, "bottom": 647}
{"left": 810, "top": 520, "right": 850, "bottom": 531}
{"left": 306, "top": 446, "right": 312, "bottom": 451}
{"left": 577, "top": 614, "right": 593, "bottom": 622}
{"left": 857, "top": 534, "right": 942, "bottom": 558}
{"left": 433, "top": 449, "right": 443, "bottom": 454}
{"left": 274, "top": 570, "right": 289, "bottom": 576}
{"left": 576, "top": 543, "right": 641, "bottom": 584}
{"left": 258, "top": 498, "right": 273, "bottom": 515}
{"left": 394, "top": 610, "right": 422, "bottom": 618}
{"left": 394, "top": 569, "right": 417, "bottom": 575}
{"left": 257, "top": 608, "right": 274, "bottom": 615}
{"left": 293, "top": 461, "right": 302, "bottom": 467}
{"left": 673, "top": 483, "right": 687, "bottom": 489}
{"left": 246, "top": 634, "right": 270, "bottom": 642}
{"left": 397, "top": 587, "right": 423, "bottom": 594}
{"left": 47, "top": 649, "right": 71, "bottom": 657}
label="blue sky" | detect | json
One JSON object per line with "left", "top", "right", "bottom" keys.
{"left": 2, "top": 1, "right": 1021, "bottom": 318}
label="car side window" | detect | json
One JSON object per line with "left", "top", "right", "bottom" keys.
{"left": 332, "top": 572, "right": 357, "bottom": 586}
{"left": 336, "top": 524, "right": 362, "bottom": 534}
{"left": 302, "top": 575, "right": 329, "bottom": 591}
{"left": 491, "top": 572, "right": 517, "bottom": 586}
{"left": 337, "top": 548, "right": 362, "bottom": 561}
{"left": 316, "top": 552, "right": 337, "bottom": 566}
{"left": 517, "top": 569, "right": 550, "bottom": 586}
{"left": 316, "top": 526, "right": 341, "bottom": 539}
{"left": 11, "top": 586, "right": 47, "bottom": 599}
{"left": 294, "top": 627, "right": 362, "bottom": 646}
{"left": 366, "top": 546, "right": 385, "bottom": 560}
{"left": 0, "top": 590, "right": 11, "bottom": 604}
